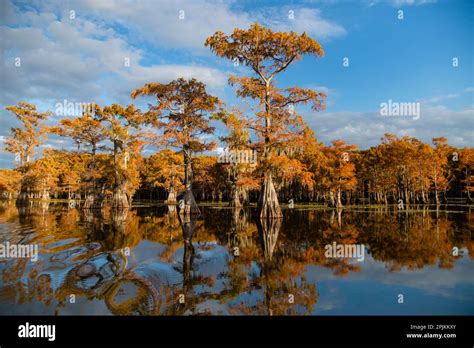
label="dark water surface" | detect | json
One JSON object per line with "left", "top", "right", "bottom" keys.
{"left": 0, "top": 201, "right": 472, "bottom": 315}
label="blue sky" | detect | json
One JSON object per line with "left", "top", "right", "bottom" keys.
{"left": 0, "top": 0, "right": 473, "bottom": 168}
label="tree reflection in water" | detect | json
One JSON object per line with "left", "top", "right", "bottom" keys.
{"left": 0, "top": 202, "right": 472, "bottom": 315}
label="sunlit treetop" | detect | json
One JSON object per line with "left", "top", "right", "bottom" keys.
{"left": 97, "top": 103, "right": 144, "bottom": 152}
{"left": 52, "top": 105, "right": 106, "bottom": 153}
{"left": 206, "top": 23, "right": 326, "bottom": 159}
{"left": 131, "top": 78, "right": 220, "bottom": 153}
{"left": 4, "top": 102, "right": 51, "bottom": 165}
{"left": 205, "top": 22, "right": 324, "bottom": 82}
{"left": 131, "top": 77, "right": 219, "bottom": 120}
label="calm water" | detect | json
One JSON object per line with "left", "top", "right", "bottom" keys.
{"left": 0, "top": 201, "right": 472, "bottom": 315}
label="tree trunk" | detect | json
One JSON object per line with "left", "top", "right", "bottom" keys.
{"left": 166, "top": 188, "right": 177, "bottom": 204}
{"left": 229, "top": 184, "right": 242, "bottom": 208}
{"left": 336, "top": 188, "right": 343, "bottom": 208}
{"left": 112, "top": 185, "right": 129, "bottom": 209}
{"left": 258, "top": 175, "right": 282, "bottom": 219}
{"left": 329, "top": 191, "right": 335, "bottom": 208}
{"left": 16, "top": 177, "right": 31, "bottom": 207}
{"left": 404, "top": 184, "right": 409, "bottom": 207}
{"left": 180, "top": 149, "right": 200, "bottom": 216}
{"left": 180, "top": 189, "right": 200, "bottom": 216}
{"left": 83, "top": 185, "right": 105, "bottom": 210}
{"left": 258, "top": 79, "right": 282, "bottom": 219}
{"left": 83, "top": 192, "right": 102, "bottom": 209}
{"left": 465, "top": 168, "right": 472, "bottom": 203}
{"left": 84, "top": 143, "right": 102, "bottom": 210}
{"left": 241, "top": 188, "right": 249, "bottom": 206}
{"left": 16, "top": 190, "right": 29, "bottom": 206}
{"left": 110, "top": 140, "right": 130, "bottom": 209}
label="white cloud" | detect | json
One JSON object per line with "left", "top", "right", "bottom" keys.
{"left": 418, "top": 87, "right": 474, "bottom": 105}
{"left": 369, "top": 0, "right": 436, "bottom": 7}
{"left": 0, "top": 1, "right": 227, "bottom": 108}
{"left": 44, "top": 1, "right": 346, "bottom": 49}
{"left": 0, "top": 0, "right": 231, "bottom": 168}
{"left": 259, "top": 7, "right": 346, "bottom": 40}
{"left": 122, "top": 65, "right": 227, "bottom": 90}
{"left": 1, "top": 0, "right": 469, "bottom": 171}
{"left": 0, "top": 0, "right": 346, "bottom": 110}
{"left": 307, "top": 103, "right": 474, "bottom": 148}
{"left": 71, "top": 0, "right": 253, "bottom": 49}
{"left": 424, "top": 94, "right": 459, "bottom": 104}
{"left": 390, "top": 0, "right": 436, "bottom": 6}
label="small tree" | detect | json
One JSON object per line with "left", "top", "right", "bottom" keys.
{"left": 213, "top": 108, "right": 258, "bottom": 207}
{"left": 459, "top": 148, "right": 474, "bottom": 202}
{"left": 0, "top": 169, "right": 21, "bottom": 200}
{"left": 145, "top": 149, "right": 184, "bottom": 203}
{"left": 322, "top": 140, "right": 357, "bottom": 208}
{"left": 98, "top": 104, "right": 143, "bottom": 209}
{"left": 53, "top": 106, "right": 106, "bottom": 209}
{"left": 206, "top": 23, "right": 325, "bottom": 218}
{"left": 4, "top": 102, "right": 51, "bottom": 204}
{"left": 431, "top": 137, "right": 450, "bottom": 204}
{"left": 132, "top": 78, "right": 219, "bottom": 215}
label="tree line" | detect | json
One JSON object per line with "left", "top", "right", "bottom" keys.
{"left": 1, "top": 23, "right": 473, "bottom": 217}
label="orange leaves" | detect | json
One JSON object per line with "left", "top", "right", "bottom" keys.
{"left": 144, "top": 149, "right": 184, "bottom": 192}
{"left": 207, "top": 24, "right": 326, "bottom": 194}
{"left": 205, "top": 23, "right": 324, "bottom": 79}
{"left": 376, "top": 134, "right": 455, "bottom": 195}
{"left": 57, "top": 113, "right": 106, "bottom": 152}
{"left": 319, "top": 140, "right": 358, "bottom": 192}
{"left": 131, "top": 78, "right": 219, "bottom": 155}
{"left": 0, "top": 169, "right": 21, "bottom": 193}
{"left": 132, "top": 78, "right": 220, "bottom": 200}
{"left": 6, "top": 102, "right": 50, "bottom": 126}
{"left": 229, "top": 75, "right": 266, "bottom": 100}
{"left": 280, "top": 86, "right": 326, "bottom": 111}
{"left": 5, "top": 102, "right": 51, "bottom": 166}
